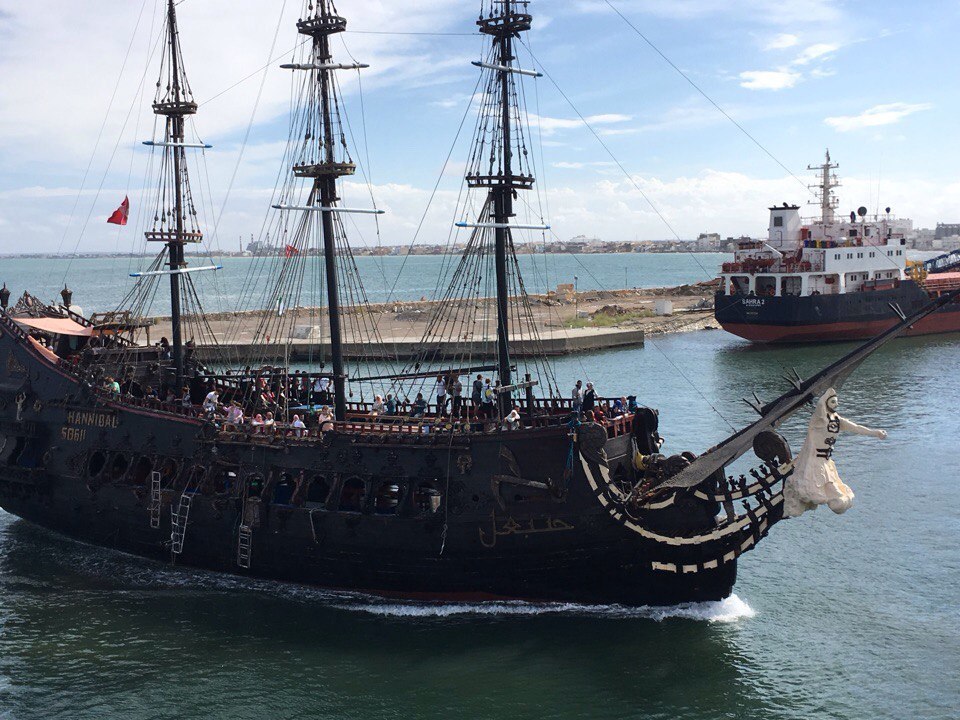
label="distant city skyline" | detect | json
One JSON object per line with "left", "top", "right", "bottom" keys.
{"left": 1, "top": 0, "right": 958, "bottom": 256}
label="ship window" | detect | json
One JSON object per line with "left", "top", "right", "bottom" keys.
{"left": 338, "top": 477, "right": 366, "bottom": 513}
{"left": 756, "top": 276, "right": 777, "bottom": 296}
{"left": 131, "top": 456, "right": 153, "bottom": 486}
{"left": 374, "top": 481, "right": 401, "bottom": 515}
{"left": 847, "top": 253, "right": 853, "bottom": 260}
{"left": 415, "top": 482, "right": 442, "bottom": 515}
{"left": 834, "top": 253, "right": 840, "bottom": 260}
{"left": 897, "top": 250, "right": 902, "bottom": 256}
{"left": 109, "top": 453, "right": 129, "bottom": 481}
{"left": 849, "top": 230, "right": 857, "bottom": 237}
{"left": 273, "top": 473, "right": 296, "bottom": 506}
{"left": 870, "top": 252, "right": 875, "bottom": 258}
{"left": 88, "top": 451, "right": 107, "bottom": 478}
{"left": 857, "top": 253, "right": 863, "bottom": 259}
{"left": 246, "top": 473, "right": 265, "bottom": 498}
{"left": 730, "top": 276, "right": 750, "bottom": 295}
{"left": 212, "top": 469, "right": 236, "bottom": 494}
{"left": 773, "top": 216, "right": 783, "bottom": 227}
{"left": 782, "top": 276, "right": 802, "bottom": 296}
{"left": 306, "top": 476, "right": 331, "bottom": 509}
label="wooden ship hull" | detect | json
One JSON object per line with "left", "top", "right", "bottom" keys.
{"left": 0, "top": 315, "right": 744, "bottom": 606}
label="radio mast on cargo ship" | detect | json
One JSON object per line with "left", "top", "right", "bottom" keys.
{"left": 808, "top": 149, "right": 840, "bottom": 225}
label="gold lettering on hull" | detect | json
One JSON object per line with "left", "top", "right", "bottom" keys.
{"left": 61, "top": 427, "right": 87, "bottom": 442}
{"left": 479, "top": 511, "right": 575, "bottom": 549}
{"left": 65, "top": 411, "right": 119, "bottom": 429}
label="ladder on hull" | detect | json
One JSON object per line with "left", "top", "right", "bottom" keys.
{"left": 237, "top": 525, "right": 252, "bottom": 569}
{"left": 148, "top": 471, "right": 162, "bottom": 529}
{"left": 170, "top": 493, "right": 193, "bottom": 555}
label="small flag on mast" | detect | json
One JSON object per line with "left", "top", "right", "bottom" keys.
{"left": 107, "top": 197, "right": 130, "bottom": 226}
{"left": 284, "top": 244, "right": 300, "bottom": 258}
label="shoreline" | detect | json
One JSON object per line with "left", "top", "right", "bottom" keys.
{"left": 146, "top": 280, "right": 722, "bottom": 361}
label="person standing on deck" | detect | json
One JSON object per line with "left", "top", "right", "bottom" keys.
{"left": 434, "top": 375, "right": 447, "bottom": 416}
{"left": 582, "top": 382, "right": 597, "bottom": 414}
{"left": 481, "top": 378, "right": 495, "bottom": 419}
{"left": 472, "top": 374, "right": 484, "bottom": 415}
{"left": 450, "top": 375, "right": 463, "bottom": 419}
{"left": 572, "top": 380, "right": 583, "bottom": 416}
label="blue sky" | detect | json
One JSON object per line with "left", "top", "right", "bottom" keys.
{"left": 0, "top": 0, "right": 958, "bottom": 255}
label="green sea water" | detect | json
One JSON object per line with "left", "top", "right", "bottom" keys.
{"left": 0, "top": 259, "right": 958, "bottom": 719}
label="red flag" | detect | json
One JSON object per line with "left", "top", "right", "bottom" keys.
{"left": 284, "top": 244, "right": 300, "bottom": 258}
{"left": 107, "top": 196, "right": 130, "bottom": 226}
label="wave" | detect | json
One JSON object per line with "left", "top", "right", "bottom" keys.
{"left": 333, "top": 593, "right": 756, "bottom": 622}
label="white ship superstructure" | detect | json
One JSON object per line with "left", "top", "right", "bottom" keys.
{"left": 721, "top": 151, "right": 912, "bottom": 298}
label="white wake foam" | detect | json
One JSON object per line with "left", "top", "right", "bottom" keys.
{"left": 333, "top": 593, "right": 756, "bottom": 622}
{"left": 34, "top": 526, "right": 756, "bottom": 623}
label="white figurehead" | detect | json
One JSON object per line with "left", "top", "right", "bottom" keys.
{"left": 783, "top": 388, "right": 887, "bottom": 518}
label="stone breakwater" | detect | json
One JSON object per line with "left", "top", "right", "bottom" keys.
{"left": 146, "top": 280, "right": 721, "bottom": 360}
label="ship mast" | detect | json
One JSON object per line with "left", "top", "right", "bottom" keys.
{"left": 471, "top": 0, "right": 538, "bottom": 393}
{"left": 808, "top": 149, "right": 839, "bottom": 225}
{"left": 291, "top": 1, "right": 358, "bottom": 422}
{"left": 148, "top": 0, "right": 203, "bottom": 387}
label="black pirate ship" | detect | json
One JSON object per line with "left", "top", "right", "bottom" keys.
{"left": 1, "top": 0, "right": 953, "bottom": 606}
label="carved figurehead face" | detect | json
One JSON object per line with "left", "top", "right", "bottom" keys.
{"left": 825, "top": 392, "right": 839, "bottom": 412}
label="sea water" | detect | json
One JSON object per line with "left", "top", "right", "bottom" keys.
{"left": 0, "top": 257, "right": 958, "bottom": 719}
{"left": 0, "top": 253, "right": 729, "bottom": 315}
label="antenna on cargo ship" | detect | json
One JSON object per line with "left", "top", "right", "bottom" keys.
{"left": 808, "top": 149, "right": 840, "bottom": 225}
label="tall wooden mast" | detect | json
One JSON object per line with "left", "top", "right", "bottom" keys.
{"left": 292, "top": 1, "right": 357, "bottom": 422}
{"left": 471, "top": 1, "right": 538, "bottom": 393}
{"left": 148, "top": 0, "right": 203, "bottom": 387}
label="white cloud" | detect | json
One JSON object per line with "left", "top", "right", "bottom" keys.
{"left": 739, "top": 70, "right": 801, "bottom": 91}
{"left": 529, "top": 113, "right": 632, "bottom": 135}
{"left": 7, "top": 171, "right": 960, "bottom": 256}
{"left": 825, "top": 103, "right": 933, "bottom": 132}
{"left": 0, "top": 0, "right": 468, "bottom": 167}
{"left": 792, "top": 42, "right": 839, "bottom": 65}
{"left": 765, "top": 33, "right": 800, "bottom": 50}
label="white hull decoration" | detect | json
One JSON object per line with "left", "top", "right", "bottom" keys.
{"left": 783, "top": 388, "right": 887, "bottom": 518}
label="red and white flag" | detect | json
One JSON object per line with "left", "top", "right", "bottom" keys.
{"left": 284, "top": 244, "right": 300, "bottom": 258}
{"left": 107, "top": 196, "right": 130, "bottom": 226}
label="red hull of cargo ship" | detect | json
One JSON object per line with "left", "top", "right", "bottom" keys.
{"left": 720, "top": 306, "right": 960, "bottom": 343}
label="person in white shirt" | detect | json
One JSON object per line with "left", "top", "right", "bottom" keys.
{"left": 202, "top": 389, "right": 219, "bottom": 416}
{"left": 502, "top": 406, "right": 521, "bottom": 431}
{"left": 263, "top": 412, "right": 276, "bottom": 433}
{"left": 371, "top": 395, "right": 385, "bottom": 416}
{"left": 290, "top": 414, "right": 306, "bottom": 438}
{"left": 434, "top": 375, "right": 447, "bottom": 416}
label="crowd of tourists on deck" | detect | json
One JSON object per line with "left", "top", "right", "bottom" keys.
{"left": 99, "top": 362, "right": 634, "bottom": 439}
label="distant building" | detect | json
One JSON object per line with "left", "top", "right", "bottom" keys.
{"left": 935, "top": 223, "right": 960, "bottom": 240}
{"left": 695, "top": 232, "right": 722, "bottom": 252}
